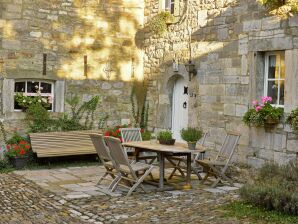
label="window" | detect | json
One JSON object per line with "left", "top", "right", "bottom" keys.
{"left": 14, "top": 80, "right": 54, "bottom": 111}
{"left": 165, "top": 0, "right": 175, "bottom": 14}
{"left": 264, "top": 51, "right": 285, "bottom": 107}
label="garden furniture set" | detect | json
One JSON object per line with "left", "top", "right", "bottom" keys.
{"left": 89, "top": 128, "right": 241, "bottom": 196}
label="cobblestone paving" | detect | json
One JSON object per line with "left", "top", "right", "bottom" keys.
{"left": 0, "top": 166, "right": 246, "bottom": 223}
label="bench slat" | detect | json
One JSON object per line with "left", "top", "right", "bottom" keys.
{"left": 29, "top": 131, "right": 99, "bottom": 157}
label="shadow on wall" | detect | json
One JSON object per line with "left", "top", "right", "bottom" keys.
{"left": 1, "top": 0, "right": 144, "bottom": 81}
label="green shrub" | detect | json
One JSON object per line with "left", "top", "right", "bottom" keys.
{"left": 180, "top": 127, "right": 202, "bottom": 143}
{"left": 240, "top": 161, "right": 298, "bottom": 215}
{"left": 157, "top": 130, "right": 173, "bottom": 141}
{"left": 148, "top": 11, "right": 175, "bottom": 35}
{"left": 141, "top": 131, "right": 152, "bottom": 141}
{"left": 6, "top": 132, "right": 28, "bottom": 145}
{"left": 286, "top": 108, "right": 298, "bottom": 134}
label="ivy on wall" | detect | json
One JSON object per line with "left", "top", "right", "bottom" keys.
{"left": 148, "top": 11, "right": 175, "bottom": 35}
{"left": 258, "top": 0, "right": 298, "bottom": 17}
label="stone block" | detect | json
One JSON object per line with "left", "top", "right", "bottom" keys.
{"left": 6, "top": 4, "right": 22, "bottom": 13}
{"left": 30, "top": 31, "right": 42, "bottom": 38}
{"left": 235, "top": 104, "right": 248, "bottom": 117}
{"left": 223, "top": 76, "right": 240, "bottom": 84}
{"left": 294, "top": 38, "right": 298, "bottom": 48}
{"left": 247, "top": 156, "right": 266, "bottom": 169}
{"left": 214, "top": 16, "right": 226, "bottom": 25}
{"left": 251, "top": 127, "right": 266, "bottom": 149}
{"left": 287, "top": 140, "right": 298, "bottom": 153}
{"left": 289, "top": 16, "right": 298, "bottom": 27}
{"left": 159, "top": 94, "right": 170, "bottom": 105}
{"left": 224, "top": 67, "right": 241, "bottom": 76}
{"left": 261, "top": 16, "right": 281, "bottom": 30}
{"left": 249, "top": 37, "right": 293, "bottom": 51}
{"left": 2, "top": 40, "right": 21, "bottom": 50}
{"left": 257, "top": 149, "right": 274, "bottom": 161}
{"left": 274, "top": 152, "right": 297, "bottom": 166}
{"left": 218, "top": 28, "right": 228, "bottom": 40}
{"left": 197, "top": 10, "right": 208, "bottom": 27}
{"left": 101, "top": 82, "right": 111, "bottom": 90}
{"left": 224, "top": 104, "right": 235, "bottom": 116}
{"left": 243, "top": 20, "right": 261, "bottom": 32}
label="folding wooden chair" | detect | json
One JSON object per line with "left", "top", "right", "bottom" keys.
{"left": 167, "top": 132, "right": 208, "bottom": 180}
{"left": 120, "top": 128, "right": 156, "bottom": 164}
{"left": 89, "top": 134, "right": 118, "bottom": 189}
{"left": 196, "top": 131, "right": 241, "bottom": 188}
{"left": 104, "top": 136, "right": 155, "bottom": 196}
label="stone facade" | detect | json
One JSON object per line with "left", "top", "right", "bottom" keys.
{"left": 141, "top": 0, "right": 298, "bottom": 166}
{"left": 0, "top": 0, "right": 144, "bottom": 134}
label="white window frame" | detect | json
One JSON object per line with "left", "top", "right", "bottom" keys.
{"left": 264, "top": 51, "right": 285, "bottom": 108}
{"left": 14, "top": 80, "right": 55, "bottom": 112}
{"left": 165, "top": 0, "right": 175, "bottom": 14}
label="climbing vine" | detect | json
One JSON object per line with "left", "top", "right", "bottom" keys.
{"left": 258, "top": 0, "right": 298, "bottom": 16}
{"left": 130, "top": 81, "right": 149, "bottom": 129}
{"left": 148, "top": 11, "right": 175, "bottom": 35}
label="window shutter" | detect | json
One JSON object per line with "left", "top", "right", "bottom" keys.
{"left": 2, "top": 79, "right": 14, "bottom": 114}
{"left": 54, "top": 80, "right": 65, "bottom": 113}
{"left": 174, "top": 0, "right": 179, "bottom": 17}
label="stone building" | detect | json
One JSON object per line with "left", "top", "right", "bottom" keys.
{"left": 0, "top": 0, "right": 298, "bottom": 166}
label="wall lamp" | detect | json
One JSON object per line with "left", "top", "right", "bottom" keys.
{"left": 185, "top": 60, "right": 197, "bottom": 81}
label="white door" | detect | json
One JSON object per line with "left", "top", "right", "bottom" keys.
{"left": 172, "top": 77, "right": 188, "bottom": 142}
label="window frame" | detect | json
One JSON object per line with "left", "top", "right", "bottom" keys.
{"left": 264, "top": 51, "right": 285, "bottom": 108}
{"left": 14, "top": 80, "right": 55, "bottom": 112}
{"left": 165, "top": 0, "right": 175, "bottom": 14}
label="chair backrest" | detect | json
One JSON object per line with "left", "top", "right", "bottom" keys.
{"left": 216, "top": 131, "right": 241, "bottom": 162}
{"left": 120, "top": 128, "right": 142, "bottom": 143}
{"left": 89, "top": 134, "right": 112, "bottom": 162}
{"left": 104, "top": 136, "right": 131, "bottom": 167}
{"left": 198, "top": 132, "right": 208, "bottom": 146}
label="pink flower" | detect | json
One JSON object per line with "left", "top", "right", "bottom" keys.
{"left": 252, "top": 100, "right": 259, "bottom": 106}
{"left": 267, "top": 97, "right": 272, "bottom": 102}
{"left": 256, "top": 106, "right": 262, "bottom": 112}
{"left": 261, "top": 96, "right": 267, "bottom": 103}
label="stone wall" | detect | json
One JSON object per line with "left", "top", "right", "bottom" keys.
{"left": 142, "top": 0, "right": 298, "bottom": 166}
{"left": 0, "top": 0, "right": 145, "bottom": 135}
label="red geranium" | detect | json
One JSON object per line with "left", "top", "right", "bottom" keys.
{"left": 6, "top": 140, "right": 31, "bottom": 158}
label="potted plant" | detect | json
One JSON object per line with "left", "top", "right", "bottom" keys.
{"left": 286, "top": 108, "right": 298, "bottom": 134}
{"left": 181, "top": 127, "right": 202, "bottom": 150}
{"left": 243, "top": 96, "right": 284, "bottom": 132}
{"left": 5, "top": 139, "right": 31, "bottom": 169}
{"left": 148, "top": 11, "right": 175, "bottom": 35}
{"left": 157, "top": 130, "right": 175, "bottom": 145}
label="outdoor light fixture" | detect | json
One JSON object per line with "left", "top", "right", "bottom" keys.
{"left": 185, "top": 60, "right": 197, "bottom": 81}
{"left": 173, "top": 59, "right": 179, "bottom": 72}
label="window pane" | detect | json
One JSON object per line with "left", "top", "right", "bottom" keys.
{"left": 267, "top": 81, "right": 278, "bottom": 104}
{"left": 40, "top": 82, "right": 52, "bottom": 93}
{"left": 14, "top": 82, "right": 25, "bottom": 92}
{"left": 27, "top": 81, "right": 39, "bottom": 93}
{"left": 280, "top": 53, "right": 285, "bottom": 79}
{"left": 279, "top": 80, "right": 284, "bottom": 105}
{"left": 14, "top": 96, "right": 22, "bottom": 110}
{"left": 268, "top": 55, "right": 277, "bottom": 79}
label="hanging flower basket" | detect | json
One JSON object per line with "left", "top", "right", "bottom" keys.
{"left": 264, "top": 117, "right": 279, "bottom": 132}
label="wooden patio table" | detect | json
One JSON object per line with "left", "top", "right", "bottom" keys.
{"left": 122, "top": 141, "right": 206, "bottom": 190}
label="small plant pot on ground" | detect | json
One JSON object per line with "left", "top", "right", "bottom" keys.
{"left": 9, "top": 156, "right": 28, "bottom": 169}
{"left": 159, "top": 139, "right": 176, "bottom": 145}
{"left": 187, "top": 142, "right": 197, "bottom": 150}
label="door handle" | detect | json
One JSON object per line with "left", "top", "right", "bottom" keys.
{"left": 183, "top": 102, "right": 187, "bottom": 109}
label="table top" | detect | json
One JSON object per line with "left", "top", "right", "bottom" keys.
{"left": 123, "top": 141, "right": 206, "bottom": 154}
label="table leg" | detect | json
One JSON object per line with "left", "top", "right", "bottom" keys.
{"left": 135, "top": 148, "right": 140, "bottom": 162}
{"left": 158, "top": 152, "right": 164, "bottom": 189}
{"left": 185, "top": 153, "right": 192, "bottom": 189}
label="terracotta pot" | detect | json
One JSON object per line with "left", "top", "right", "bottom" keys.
{"left": 159, "top": 139, "right": 176, "bottom": 145}
{"left": 9, "top": 156, "right": 28, "bottom": 169}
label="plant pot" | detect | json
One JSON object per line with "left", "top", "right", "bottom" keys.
{"left": 264, "top": 118, "right": 279, "bottom": 132}
{"left": 187, "top": 142, "right": 197, "bottom": 150}
{"left": 9, "top": 156, "right": 28, "bottom": 169}
{"left": 159, "top": 139, "right": 176, "bottom": 145}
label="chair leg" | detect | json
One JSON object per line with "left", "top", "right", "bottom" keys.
{"left": 97, "top": 172, "right": 108, "bottom": 185}
{"left": 108, "top": 173, "right": 121, "bottom": 190}
{"left": 111, "top": 174, "right": 122, "bottom": 192}
{"left": 126, "top": 166, "right": 154, "bottom": 197}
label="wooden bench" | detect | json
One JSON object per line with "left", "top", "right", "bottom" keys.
{"left": 30, "top": 131, "right": 98, "bottom": 158}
